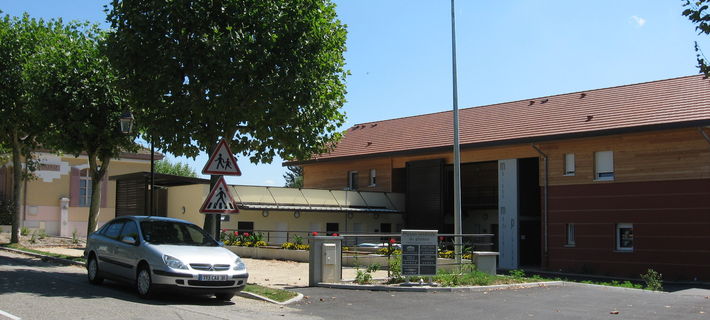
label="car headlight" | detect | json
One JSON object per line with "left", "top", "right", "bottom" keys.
{"left": 233, "top": 256, "right": 246, "bottom": 271}
{"left": 163, "top": 254, "right": 188, "bottom": 270}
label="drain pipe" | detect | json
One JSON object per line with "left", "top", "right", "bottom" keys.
{"left": 700, "top": 127, "right": 710, "bottom": 146}
{"left": 531, "top": 144, "right": 549, "bottom": 266}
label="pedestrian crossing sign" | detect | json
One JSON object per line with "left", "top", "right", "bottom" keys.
{"left": 199, "top": 177, "right": 239, "bottom": 214}
{"left": 201, "top": 138, "right": 242, "bottom": 176}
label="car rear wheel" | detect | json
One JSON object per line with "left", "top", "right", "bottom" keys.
{"left": 87, "top": 255, "right": 104, "bottom": 285}
{"left": 136, "top": 265, "right": 154, "bottom": 298}
{"left": 215, "top": 291, "right": 235, "bottom": 301}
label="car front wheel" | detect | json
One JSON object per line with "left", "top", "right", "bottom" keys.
{"left": 136, "top": 265, "right": 154, "bottom": 298}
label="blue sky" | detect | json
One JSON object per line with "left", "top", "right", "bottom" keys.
{"left": 1, "top": 1, "right": 704, "bottom": 186}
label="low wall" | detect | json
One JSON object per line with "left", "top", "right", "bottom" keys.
{"left": 227, "top": 246, "right": 310, "bottom": 262}
{"left": 0, "top": 225, "right": 9, "bottom": 233}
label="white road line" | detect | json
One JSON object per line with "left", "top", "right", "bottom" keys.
{"left": 0, "top": 309, "right": 21, "bottom": 320}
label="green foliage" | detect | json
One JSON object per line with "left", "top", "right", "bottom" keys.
{"left": 683, "top": 1, "right": 710, "bottom": 77}
{"left": 508, "top": 269, "right": 526, "bottom": 280}
{"left": 292, "top": 235, "right": 304, "bottom": 245}
{"left": 435, "top": 268, "right": 496, "bottom": 287}
{"left": 106, "top": 0, "right": 348, "bottom": 163}
{"left": 72, "top": 230, "right": 79, "bottom": 245}
{"left": 29, "top": 230, "right": 37, "bottom": 243}
{"left": 243, "top": 284, "right": 298, "bottom": 303}
{"left": 387, "top": 254, "right": 405, "bottom": 284}
{"left": 154, "top": 159, "right": 197, "bottom": 178}
{"left": 219, "top": 230, "right": 267, "bottom": 247}
{"left": 20, "top": 226, "right": 29, "bottom": 236}
{"left": 641, "top": 268, "right": 663, "bottom": 291}
{"left": 355, "top": 269, "right": 373, "bottom": 284}
{"left": 281, "top": 242, "right": 310, "bottom": 250}
{"left": 21, "top": 17, "right": 138, "bottom": 237}
{"left": 284, "top": 166, "right": 304, "bottom": 188}
{"left": 37, "top": 229, "right": 46, "bottom": 240}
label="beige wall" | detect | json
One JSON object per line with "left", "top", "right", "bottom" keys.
{"left": 166, "top": 184, "right": 404, "bottom": 243}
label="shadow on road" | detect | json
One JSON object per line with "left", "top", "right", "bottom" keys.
{"left": 0, "top": 253, "right": 235, "bottom": 306}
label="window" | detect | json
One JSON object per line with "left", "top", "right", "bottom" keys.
{"left": 79, "top": 169, "right": 93, "bottom": 207}
{"left": 237, "top": 221, "right": 254, "bottom": 234}
{"left": 369, "top": 169, "right": 377, "bottom": 186}
{"left": 564, "top": 153, "right": 575, "bottom": 176}
{"left": 326, "top": 223, "right": 339, "bottom": 236}
{"left": 594, "top": 151, "right": 614, "bottom": 181}
{"left": 220, "top": 214, "right": 230, "bottom": 222}
{"left": 119, "top": 221, "right": 139, "bottom": 242}
{"left": 565, "top": 223, "right": 575, "bottom": 246}
{"left": 616, "top": 223, "right": 633, "bottom": 251}
{"left": 348, "top": 171, "right": 359, "bottom": 190}
{"left": 103, "top": 220, "right": 125, "bottom": 240}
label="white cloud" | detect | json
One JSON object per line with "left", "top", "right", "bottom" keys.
{"left": 631, "top": 15, "right": 646, "bottom": 27}
{"left": 264, "top": 179, "right": 276, "bottom": 186}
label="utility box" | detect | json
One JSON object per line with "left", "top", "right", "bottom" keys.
{"left": 308, "top": 236, "right": 343, "bottom": 286}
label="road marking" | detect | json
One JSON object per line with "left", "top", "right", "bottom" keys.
{"left": 0, "top": 309, "right": 21, "bottom": 320}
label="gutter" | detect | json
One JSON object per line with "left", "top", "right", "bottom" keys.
{"left": 531, "top": 144, "right": 549, "bottom": 266}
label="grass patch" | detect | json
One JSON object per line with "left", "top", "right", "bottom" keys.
{"left": 1, "top": 243, "right": 86, "bottom": 263}
{"left": 243, "top": 284, "right": 298, "bottom": 302}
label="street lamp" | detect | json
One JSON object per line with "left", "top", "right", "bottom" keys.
{"left": 119, "top": 112, "right": 135, "bottom": 134}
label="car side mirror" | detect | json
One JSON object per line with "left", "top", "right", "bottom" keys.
{"left": 122, "top": 236, "right": 138, "bottom": 246}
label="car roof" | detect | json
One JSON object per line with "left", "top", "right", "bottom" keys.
{"left": 114, "top": 216, "right": 194, "bottom": 225}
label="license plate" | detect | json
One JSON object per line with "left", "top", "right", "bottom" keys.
{"left": 198, "top": 274, "right": 228, "bottom": 281}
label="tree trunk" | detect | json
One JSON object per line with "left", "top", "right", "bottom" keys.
{"left": 10, "top": 129, "right": 22, "bottom": 243}
{"left": 86, "top": 153, "right": 109, "bottom": 237}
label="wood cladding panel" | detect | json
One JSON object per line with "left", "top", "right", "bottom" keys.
{"left": 302, "top": 158, "right": 392, "bottom": 192}
{"left": 547, "top": 179, "right": 710, "bottom": 280}
{"left": 541, "top": 128, "right": 710, "bottom": 186}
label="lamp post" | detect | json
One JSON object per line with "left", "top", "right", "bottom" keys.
{"left": 119, "top": 112, "right": 134, "bottom": 135}
{"left": 450, "top": 0, "right": 463, "bottom": 267}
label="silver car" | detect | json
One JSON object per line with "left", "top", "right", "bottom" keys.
{"left": 84, "top": 216, "right": 248, "bottom": 300}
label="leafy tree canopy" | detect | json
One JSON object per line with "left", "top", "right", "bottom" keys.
{"left": 106, "top": 0, "right": 348, "bottom": 163}
{"left": 155, "top": 159, "right": 197, "bottom": 178}
{"left": 683, "top": 0, "right": 710, "bottom": 76}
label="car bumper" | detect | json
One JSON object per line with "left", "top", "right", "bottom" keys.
{"left": 151, "top": 269, "right": 248, "bottom": 292}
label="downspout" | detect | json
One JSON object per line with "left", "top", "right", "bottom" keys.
{"left": 700, "top": 127, "right": 710, "bottom": 146}
{"left": 531, "top": 144, "right": 549, "bottom": 267}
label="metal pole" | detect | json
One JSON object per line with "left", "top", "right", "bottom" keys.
{"left": 150, "top": 137, "right": 155, "bottom": 216}
{"left": 451, "top": 0, "right": 463, "bottom": 267}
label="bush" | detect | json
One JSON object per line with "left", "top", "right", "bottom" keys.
{"left": 641, "top": 269, "right": 663, "bottom": 291}
{"left": 20, "top": 226, "right": 30, "bottom": 236}
{"left": 281, "top": 242, "right": 310, "bottom": 250}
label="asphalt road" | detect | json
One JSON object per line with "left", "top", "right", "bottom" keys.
{"left": 1, "top": 249, "right": 708, "bottom": 320}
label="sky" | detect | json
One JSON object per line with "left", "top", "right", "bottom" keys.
{"left": 1, "top": 1, "right": 705, "bottom": 186}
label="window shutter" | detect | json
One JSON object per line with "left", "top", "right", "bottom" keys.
{"left": 595, "top": 151, "right": 614, "bottom": 174}
{"left": 564, "top": 153, "right": 575, "bottom": 174}
{"left": 100, "top": 175, "right": 108, "bottom": 208}
{"left": 70, "top": 167, "right": 80, "bottom": 206}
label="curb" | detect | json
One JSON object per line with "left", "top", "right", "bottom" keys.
{"left": 0, "top": 246, "right": 85, "bottom": 267}
{"left": 238, "top": 291, "right": 304, "bottom": 305}
{"left": 316, "top": 281, "right": 565, "bottom": 292}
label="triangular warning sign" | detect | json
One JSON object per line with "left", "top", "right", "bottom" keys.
{"left": 199, "top": 177, "right": 239, "bottom": 214}
{"left": 202, "top": 138, "right": 241, "bottom": 176}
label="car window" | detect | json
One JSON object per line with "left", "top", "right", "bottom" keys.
{"left": 104, "top": 220, "right": 125, "bottom": 240}
{"left": 119, "top": 221, "right": 139, "bottom": 241}
{"left": 140, "top": 220, "right": 218, "bottom": 246}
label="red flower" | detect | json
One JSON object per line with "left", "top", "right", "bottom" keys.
{"left": 244, "top": 232, "right": 250, "bottom": 237}
{"left": 332, "top": 233, "right": 339, "bottom": 237}
{"left": 234, "top": 231, "right": 239, "bottom": 236}
{"left": 312, "top": 231, "right": 319, "bottom": 236}
{"left": 389, "top": 238, "right": 396, "bottom": 244}
{"left": 221, "top": 229, "right": 227, "bottom": 233}
{"left": 439, "top": 236, "right": 445, "bottom": 241}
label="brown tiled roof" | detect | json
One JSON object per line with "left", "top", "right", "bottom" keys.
{"left": 295, "top": 75, "right": 710, "bottom": 164}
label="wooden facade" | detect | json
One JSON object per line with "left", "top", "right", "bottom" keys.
{"left": 300, "top": 127, "right": 710, "bottom": 280}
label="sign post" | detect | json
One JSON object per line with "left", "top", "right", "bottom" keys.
{"left": 200, "top": 138, "right": 242, "bottom": 238}
{"left": 401, "top": 230, "right": 438, "bottom": 278}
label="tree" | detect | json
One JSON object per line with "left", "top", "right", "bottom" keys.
{"left": 683, "top": 1, "right": 710, "bottom": 77}
{"left": 23, "top": 20, "right": 137, "bottom": 236}
{"left": 106, "top": 0, "right": 349, "bottom": 233}
{"left": 283, "top": 166, "right": 303, "bottom": 188}
{"left": 0, "top": 13, "right": 48, "bottom": 243}
{"left": 155, "top": 159, "right": 197, "bottom": 178}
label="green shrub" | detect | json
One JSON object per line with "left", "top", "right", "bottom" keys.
{"left": 508, "top": 269, "right": 526, "bottom": 280}
{"left": 72, "top": 230, "right": 79, "bottom": 245}
{"left": 37, "top": 229, "right": 47, "bottom": 240}
{"left": 20, "top": 226, "right": 30, "bottom": 236}
{"left": 641, "top": 269, "right": 663, "bottom": 291}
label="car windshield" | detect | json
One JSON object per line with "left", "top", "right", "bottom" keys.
{"left": 140, "top": 220, "right": 219, "bottom": 246}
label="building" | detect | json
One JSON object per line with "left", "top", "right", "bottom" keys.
{"left": 287, "top": 75, "right": 710, "bottom": 280}
{"left": 109, "top": 173, "right": 405, "bottom": 244}
{"left": 0, "top": 150, "right": 159, "bottom": 236}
